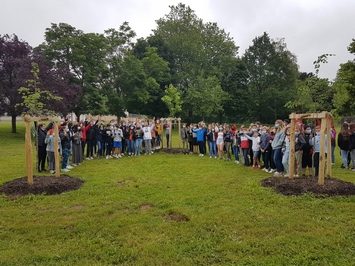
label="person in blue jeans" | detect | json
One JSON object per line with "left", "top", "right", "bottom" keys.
{"left": 60, "top": 126, "right": 71, "bottom": 172}
{"left": 207, "top": 124, "right": 217, "bottom": 158}
{"left": 271, "top": 120, "right": 286, "bottom": 177}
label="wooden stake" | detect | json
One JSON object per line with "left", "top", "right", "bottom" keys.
{"left": 178, "top": 118, "right": 181, "bottom": 149}
{"left": 169, "top": 119, "right": 172, "bottom": 149}
{"left": 24, "top": 119, "right": 33, "bottom": 185}
{"left": 326, "top": 115, "right": 332, "bottom": 177}
{"left": 53, "top": 122, "right": 60, "bottom": 177}
{"left": 318, "top": 116, "right": 327, "bottom": 185}
{"left": 288, "top": 116, "right": 296, "bottom": 179}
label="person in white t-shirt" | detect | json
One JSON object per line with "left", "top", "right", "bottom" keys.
{"left": 244, "top": 130, "right": 261, "bottom": 168}
{"left": 142, "top": 121, "right": 155, "bottom": 155}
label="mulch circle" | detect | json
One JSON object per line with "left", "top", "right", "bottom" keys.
{"left": 261, "top": 176, "right": 355, "bottom": 196}
{"left": 0, "top": 175, "right": 84, "bottom": 197}
{"left": 161, "top": 148, "right": 187, "bottom": 154}
{"left": 165, "top": 211, "right": 190, "bottom": 222}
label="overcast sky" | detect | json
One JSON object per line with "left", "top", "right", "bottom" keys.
{"left": 1, "top": 0, "right": 354, "bottom": 80}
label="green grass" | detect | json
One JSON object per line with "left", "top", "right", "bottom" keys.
{"left": 0, "top": 121, "right": 354, "bottom": 265}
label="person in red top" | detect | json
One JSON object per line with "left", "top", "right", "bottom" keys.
{"left": 239, "top": 125, "right": 250, "bottom": 166}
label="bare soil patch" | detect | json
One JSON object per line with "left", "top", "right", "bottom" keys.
{"left": 261, "top": 176, "right": 355, "bottom": 196}
{"left": 165, "top": 211, "right": 190, "bottom": 222}
{"left": 0, "top": 176, "right": 83, "bottom": 197}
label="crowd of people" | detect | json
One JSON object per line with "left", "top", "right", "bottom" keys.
{"left": 36, "top": 117, "right": 355, "bottom": 176}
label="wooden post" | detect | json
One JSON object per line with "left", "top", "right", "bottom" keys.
{"left": 169, "top": 118, "right": 173, "bottom": 149}
{"left": 318, "top": 115, "right": 327, "bottom": 185}
{"left": 24, "top": 117, "right": 33, "bottom": 185}
{"left": 326, "top": 115, "right": 332, "bottom": 177}
{"left": 288, "top": 114, "right": 296, "bottom": 179}
{"left": 53, "top": 121, "right": 60, "bottom": 177}
{"left": 178, "top": 118, "right": 181, "bottom": 149}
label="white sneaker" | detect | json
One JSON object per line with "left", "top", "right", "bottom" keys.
{"left": 86, "top": 157, "right": 91, "bottom": 160}
{"left": 273, "top": 171, "right": 282, "bottom": 177}
{"left": 67, "top": 165, "right": 74, "bottom": 169}
{"left": 61, "top": 168, "right": 70, "bottom": 173}
{"left": 50, "top": 170, "right": 55, "bottom": 174}
{"left": 90, "top": 157, "right": 94, "bottom": 160}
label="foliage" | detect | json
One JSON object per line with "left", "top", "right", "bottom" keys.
{"left": 242, "top": 33, "right": 298, "bottom": 122}
{"left": 285, "top": 74, "right": 333, "bottom": 113}
{"left": 0, "top": 34, "right": 32, "bottom": 132}
{"left": 161, "top": 84, "right": 183, "bottom": 117}
{"left": 333, "top": 39, "right": 355, "bottom": 116}
{"left": 185, "top": 75, "right": 227, "bottom": 120}
{"left": 17, "top": 62, "right": 62, "bottom": 116}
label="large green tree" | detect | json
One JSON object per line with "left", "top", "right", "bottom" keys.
{"left": 242, "top": 32, "right": 298, "bottom": 122}
{"left": 151, "top": 3, "right": 237, "bottom": 118}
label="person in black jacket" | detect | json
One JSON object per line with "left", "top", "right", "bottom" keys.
{"left": 350, "top": 123, "right": 355, "bottom": 171}
{"left": 60, "top": 124, "right": 71, "bottom": 172}
{"left": 37, "top": 123, "right": 47, "bottom": 172}
{"left": 338, "top": 122, "right": 350, "bottom": 169}
{"left": 301, "top": 126, "right": 313, "bottom": 177}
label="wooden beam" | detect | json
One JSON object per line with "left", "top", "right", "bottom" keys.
{"left": 24, "top": 119, "right": 33, "bottom": 185}
{"left": 318, "top": 117, "right": 327, "bottom": 185}
{"left": 288, "top": 116, "right": 296, "bottom": 179}
{"left": 53, "top": 122, "right": 61, "bottom": 177}
{"left": 326, "top": 116, "right": 332, "bottom": 177}
{"left": 289, "top": 112, "right": 329, "bottom": 120}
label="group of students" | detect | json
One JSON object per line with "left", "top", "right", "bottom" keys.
{"left": 36, "top": 118, "right": 172, "bottom": 174}
{"left": 180, "top": 120, "right": 355, "bottom": 177}
{"left": 36, "top": 117, "right": 355, "bottom": 176}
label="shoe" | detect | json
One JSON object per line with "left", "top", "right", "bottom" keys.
{"left": 67, "top": 165, "right": 74, "bottom": 169}
{"left": 61, "top": 168, "right": 70, "bottom": 173}
{"left": 273, "top": 172, "right": 282, "bottom": 177}
{"left": 214, "top": 156, "right": 217, "bottom": 159}
{"left": 106, "top": 155, "right": 109, "bottom": 159}
{"left": 86, "top": 157, "right": 91, "bottom": 160}
{"left": 50, "top": 170, "right": 55, "bottom": 174}
{"left": 90, "top": 157, "right": 94, "bottom": 160}
{"left": 284, "top": 174, "right": 289, "bottom": 178}
{"left": 210, "top": 156, "right": 212, "bottom": 158}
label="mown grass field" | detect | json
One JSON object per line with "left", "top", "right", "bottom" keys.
{"left": 0, "top": 121, "right": 354, "bottom": 265}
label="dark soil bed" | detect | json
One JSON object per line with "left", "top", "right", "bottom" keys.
{"left": 0, "top": 176, "right": 84, "bottom": 197}
{"left": 161, "top": 148, "right": 187, "bottom": 154}
{"left": 261, "top": 176, "right": 355, "bottom": 196}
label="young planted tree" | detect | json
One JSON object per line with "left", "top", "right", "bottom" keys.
{"left": 161, "top": 84, "right": 183, "bottom": 117}
{"left": 19, "top": 62, "right": 62, "bottom": 184}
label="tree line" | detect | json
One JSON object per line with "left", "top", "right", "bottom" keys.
{"left": 1, "top": 3, "right": 354, "bottom": 133}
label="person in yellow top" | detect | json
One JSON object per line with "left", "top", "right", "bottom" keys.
{"left": 155, "top": 119, "right": 163, "bottom": 149}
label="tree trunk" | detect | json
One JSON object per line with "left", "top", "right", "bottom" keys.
{"left": 11, "top": 114, "right": 17, "bottom": 133}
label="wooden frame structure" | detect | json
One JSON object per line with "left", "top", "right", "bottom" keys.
{"left": 24, "top": 114, "right": 61, "bottom": 184}
{"left": 288, "top": 111, "right": 333, "bottom": 185}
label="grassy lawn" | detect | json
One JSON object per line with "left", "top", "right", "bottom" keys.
{"left": 0, "top": 121, "right": 354, "bottom": 265}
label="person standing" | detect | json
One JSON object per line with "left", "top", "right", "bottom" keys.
{"left": 271, "top": 120, "right": 286, "bottom": 177}
{"left": 37, "top": 123, "right": 47, "bottom": 172}
{"left": 72, "top": 125, "right": 83, "bottom": 165}
{"left": 349, "top": 123, "right": 355, "bottom": 171}
{"left": 338, "top": 122, "right": 351, "bottom": 169}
